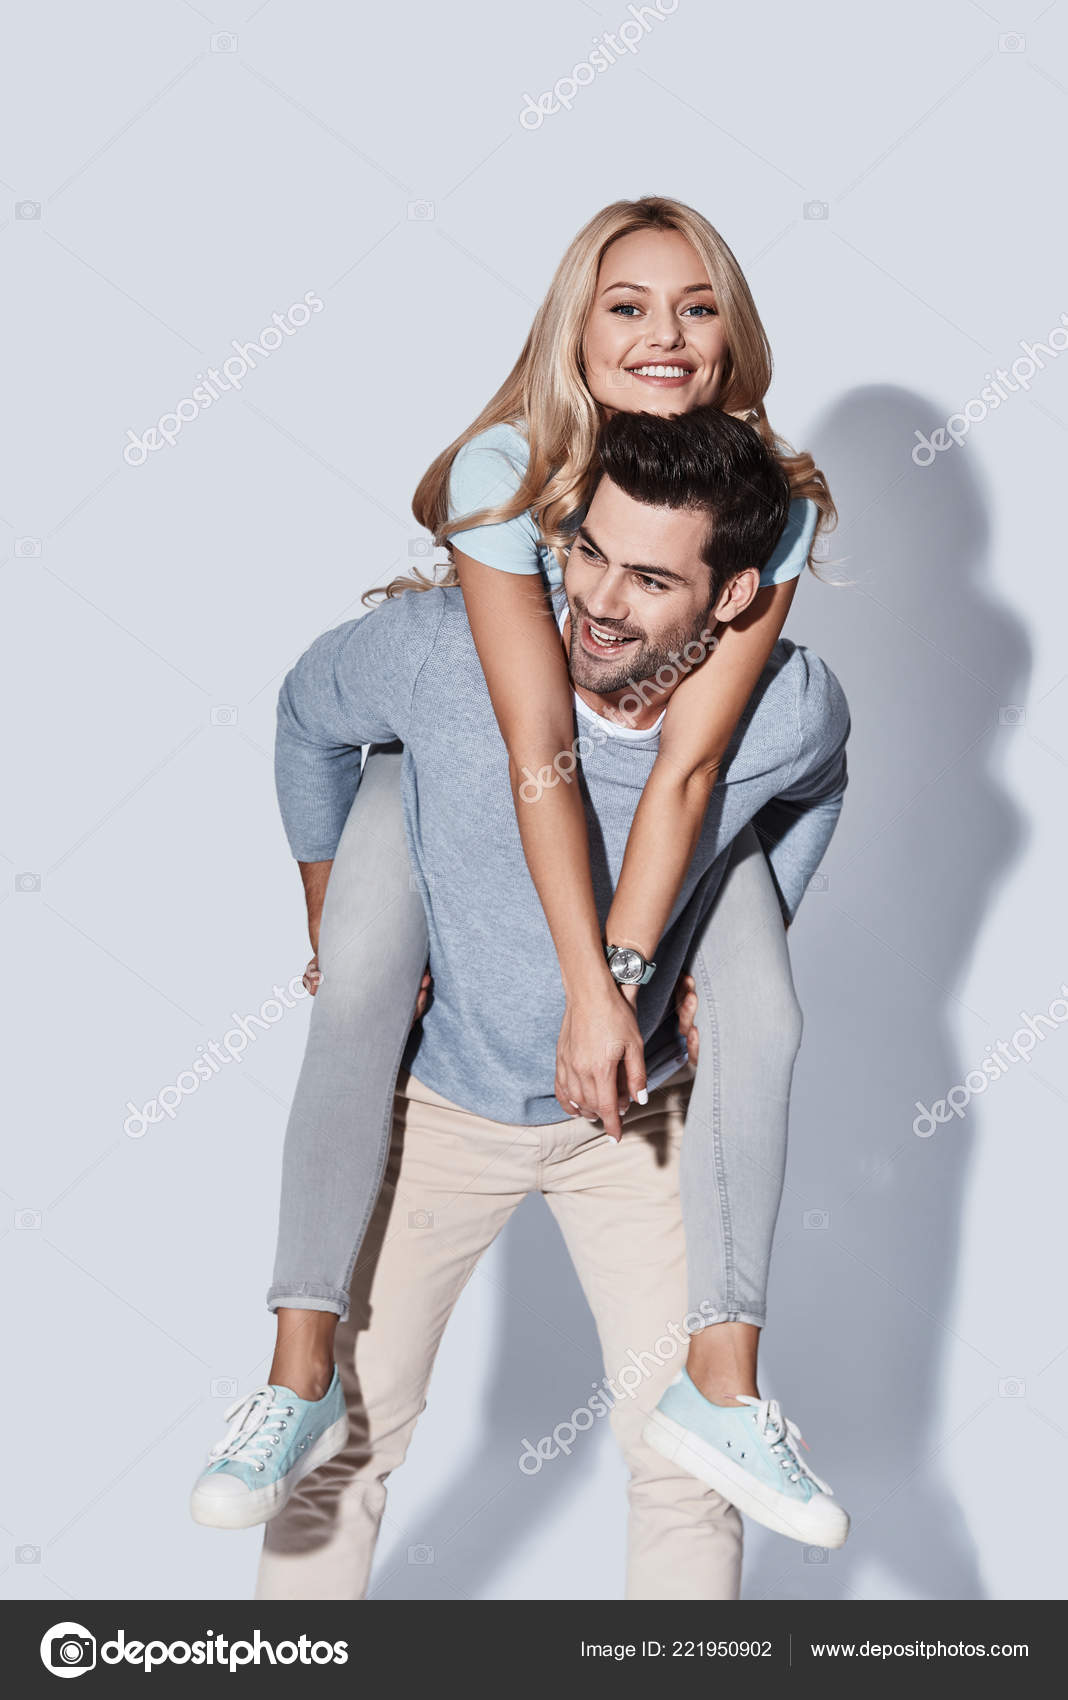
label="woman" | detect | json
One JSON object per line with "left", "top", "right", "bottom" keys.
{"left": 191, "top": 197, "right": 848, "bottom": 1548}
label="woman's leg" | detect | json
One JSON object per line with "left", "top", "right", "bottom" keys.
{"left": 266, "top": 746, "right": 429, "bottom": 1396}
{"left": 678, "top": 823, "right": 804, "bottom": 1405}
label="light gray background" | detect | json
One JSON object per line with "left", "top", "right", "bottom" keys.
{"left": 2, "top": 0, "right": 1066, "bottom": 1603}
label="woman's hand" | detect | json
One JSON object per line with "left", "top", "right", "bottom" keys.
{"left": 302, "top": 955, "right": 322, "bottom": 996}
{"left": 555, "top": 981, "right": 648, "bottom": 1142}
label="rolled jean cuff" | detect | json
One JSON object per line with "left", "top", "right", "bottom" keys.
{"left": 686, "top": 1305, "right": 766, "bottom": 1333}
{"left": 266, "top": 1283, "right": 349, "bottom": 1319}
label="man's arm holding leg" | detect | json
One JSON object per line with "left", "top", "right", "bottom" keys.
{"left": 275, "top": 593, "right": 441, "bottom": 957}
{"left": 750, "top": 655, "right": 851, "bottom": 926}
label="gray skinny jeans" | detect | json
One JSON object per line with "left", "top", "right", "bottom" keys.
{"left": 267, "top": 747, "right": 802, "bottom": 1328}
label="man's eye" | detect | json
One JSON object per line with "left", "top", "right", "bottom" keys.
{"left": 634, "top": 573, "right": 665, "bottom": 592}
{"left": 579, "top": 543, "right": 601, "bottom": 560}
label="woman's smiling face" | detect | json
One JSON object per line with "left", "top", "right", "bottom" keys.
{"left": 583, "top": 227, "right": 728, "bottom": 415}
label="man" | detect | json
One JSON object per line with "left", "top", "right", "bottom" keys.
{"left": 221, "top": 407, "right": 848, "bottom": 1598}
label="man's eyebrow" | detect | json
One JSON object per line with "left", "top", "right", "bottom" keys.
{"left": 575, "top": 525, "right": 690, "bottom": 584}
{"left": 599, "top": 280, "right": 716, "bottom": 296}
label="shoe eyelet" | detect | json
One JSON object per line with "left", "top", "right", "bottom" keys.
{"left": 256, "top": 1464, "right": 265, "bottom": 1472}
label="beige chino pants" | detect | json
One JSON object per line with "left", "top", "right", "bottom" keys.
{"left": 255, "top": 1066, "right": 743, "bottom": 1601}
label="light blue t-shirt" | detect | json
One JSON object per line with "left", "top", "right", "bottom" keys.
{"left": 447, "top": 421, "right": 817, "bottom": 590}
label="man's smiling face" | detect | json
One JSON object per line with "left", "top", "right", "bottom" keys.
{"left": 563, "top": 476, "right": 756, "bottom": 722}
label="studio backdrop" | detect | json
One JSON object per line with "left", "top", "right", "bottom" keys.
{"left": 3, "top": 0, "right": 1065, "bottom": 1602}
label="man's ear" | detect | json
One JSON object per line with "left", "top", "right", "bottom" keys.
{"left": 710, "top": 565, "right": 761, "bottom": 625}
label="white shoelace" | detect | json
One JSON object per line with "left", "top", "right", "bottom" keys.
{"left": 735, "top": 1395, "right": 835, "bottom": 1495}
{"left": 207, "top": 1386, "right": 295, "bottom": 1470}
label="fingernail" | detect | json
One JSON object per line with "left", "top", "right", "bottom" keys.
{"left": 636, "top": 1089, "right": 649, "bottom": 1105}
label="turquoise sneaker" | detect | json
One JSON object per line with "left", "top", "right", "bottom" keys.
{"left": 643, "top": 1370, "right": 849, "bottom": 1548}
{"left": 190, "top": 1369, "right": 348, "bottom": 1530}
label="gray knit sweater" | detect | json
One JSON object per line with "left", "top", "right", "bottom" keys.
{"left": 276, "top": 587, "right": 850, "bottom": 1124}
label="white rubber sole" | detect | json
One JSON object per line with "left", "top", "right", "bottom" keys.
{"left": 643, "top": 1409, "right": 849, "bottom": 1548}
{"left": 190, "top": 1413, "right": 350, "bottom": 1531}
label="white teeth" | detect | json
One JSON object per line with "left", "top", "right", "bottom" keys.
{"left": 630, "top": 364, "right": 691, "bottom": 378}
{"left": 589, "top": 623, "right": 630, "bottom": 645}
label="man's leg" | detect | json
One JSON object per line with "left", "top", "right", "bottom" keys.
{"left": 540, "top": 1070, "right": 744, "bottom": 1601}
{"left": 255, "top": 1073, "right": 535, "bottom": 1600}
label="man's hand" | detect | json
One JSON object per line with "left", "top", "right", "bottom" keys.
{"left": 675, "top": 972, "right": 700, "bottom": 1064}
{"left": 555, "top": 981, "right": 648, "bottom": 1142}
{"left": 303, "top": 959, "right": 433, "bottom": 1025}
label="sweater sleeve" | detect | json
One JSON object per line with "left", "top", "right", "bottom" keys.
{"left": 274, "top": 592, "right": 442, "bottom": 861}
{"left": 752, "top": 649, "right": 850, "bottom": 921}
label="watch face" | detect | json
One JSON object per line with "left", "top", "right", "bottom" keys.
{"left": 610, "top": 948, "right": 644, "bottom": 985}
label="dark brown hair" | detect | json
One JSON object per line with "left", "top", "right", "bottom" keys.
{"left": 595, "top": 405, "right": 792, "bottom": 605}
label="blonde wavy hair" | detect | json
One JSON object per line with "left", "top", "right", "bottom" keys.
{"left": 368, "top": 195, "right": 835, "bottom": 601}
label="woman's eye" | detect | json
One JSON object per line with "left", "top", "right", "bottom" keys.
{"left": 684, "top": 303, "right": 717, "bottom": 317}
{"left": 609, "top": 303, "right": 641, "bottom": 316}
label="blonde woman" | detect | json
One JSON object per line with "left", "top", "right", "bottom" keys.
{"left": 193, "top": 198, "right": 847, "bottom": 1548}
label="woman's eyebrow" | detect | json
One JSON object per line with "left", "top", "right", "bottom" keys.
{"left": 600, "top": 280, "right": 715, "bottom": 295}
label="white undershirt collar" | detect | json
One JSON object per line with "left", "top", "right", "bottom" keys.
{"left": 557, "top": 601, "right": 666, "bottom": 742}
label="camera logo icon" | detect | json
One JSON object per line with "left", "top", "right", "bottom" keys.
{"left": 210, "top": 705, "right": 238, "bottom": 727}
{"left": 803, "top": 1209, "right": 829, "bottom": 1230}
{"left": 408, "top": 1209, "right": 434, "bottom": 1229}
{"left": 16, "top": 201, "right": 42, "bottom": 220}
{"left": 997, "top": 704, "right": 1025, "bottom": 726}
{"left": 408, "top": 1543, "right": 434, "bottom": 1563}
{"left": 998, "top": 33, "right": 1025, "bottom": 52}
{"left": 998, "top": 1377, "right": 1025, "bottom": 1398}
{"left": 211, "top": 32, "right": 238, "bottom": 52}
{"left": 407, "top": 200, "right": 435, "bottom": 221}
{"left": 211, "top": 1376, "right": 238, "bottom": 1398}
{"left": 803, "top": 200, "right": 829, "bottom": 220}
{"left": 41, "top": 1622, "right": 96, "bottom": 1677}
{"left": 16, "top": 537, "right": 42, "bottom": 557}
{"left": 408, "top": 537, "right": 435, "bottom": 557}
{"left": 15, "top": 872, "right": 41, "bottom": 893}
{"left": 803, "top": 1544, "right": 828, "bottom": 1563}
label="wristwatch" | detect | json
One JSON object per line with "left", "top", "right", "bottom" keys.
{"left": 605, "top": 944, "right": 657, "bottom": 987}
